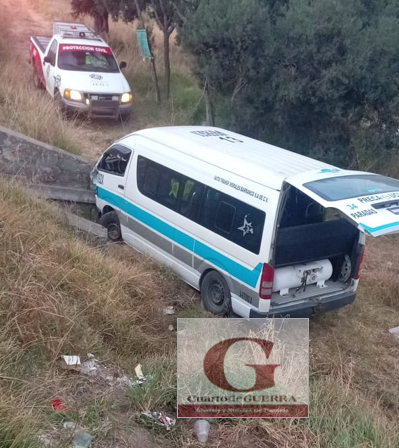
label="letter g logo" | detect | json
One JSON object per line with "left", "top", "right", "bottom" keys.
{"left": 203, "top": 338, "right": 279, "bottom": 392}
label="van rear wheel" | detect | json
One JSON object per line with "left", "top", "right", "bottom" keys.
{"left": 99, "top": 211, "right": 122, "bottom": 242}
{"left": 201, "top": 271, "right": 231, "bottom": 316}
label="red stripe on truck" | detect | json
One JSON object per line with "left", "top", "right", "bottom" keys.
{"left": 59, "top": 44, "right": 112, "bottom": 55}
{"left": 30, "top": 40, "right": 46, "bottom": 88}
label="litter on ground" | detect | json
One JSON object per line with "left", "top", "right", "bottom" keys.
{"left": 163, "top": 306, "right": 175, "bottom": 315}
{"left": 72, "top": 430, "right": 95, "bottom": 447}
{"left": 51, "top": 398, "right": 68, "bottom": 413}
{"left": 140, "top": 411, "right": 176, "bottom": 430}
{"left": 59, "top": 355, "right": 81, "bottom": 372}
{"left": 389, "top": 326, "right": 399, "bottom": 340}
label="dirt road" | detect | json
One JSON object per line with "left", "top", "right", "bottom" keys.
{"left": 2, "top": 0, "right": 142, "bottom": 161}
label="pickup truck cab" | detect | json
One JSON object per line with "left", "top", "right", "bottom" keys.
{"left": 30, "top": 22, "right": 133, "bottom": 120}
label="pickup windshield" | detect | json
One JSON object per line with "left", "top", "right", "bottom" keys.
{"left": 58, "top": 48, "right": 119, "bottom": 73}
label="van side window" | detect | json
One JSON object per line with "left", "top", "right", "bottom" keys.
{"left": 179, "top": 178, "right": 205, "bottom": 221}
{"left": 137, "top": 156, "right": 180, "bottom": 210}
{"left": 98, "top": 145, "right": 131, "bottom": 176}
{"left": 136, "top": 156, "right": 265, "bottom": 254}
{"left": 215, "top": 202, "right": 236, "bottom": 233}
{"left": 200, "top": 188, "right": 265, "bottom": 254}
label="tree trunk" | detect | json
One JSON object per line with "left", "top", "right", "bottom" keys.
{"left": 93, "top": 11, "right": 109, "bottom": 37}
{"left": 135, "top": 0, "right": 161, "bottom": 104}
{"left": 204, "top": 80, "right": 215, "bottom": 126}
{"left": 102, "top": 11, "right": 109, "bottom": 35}
{"left": 163, "top": 30, "right": 171, "bottom": 100}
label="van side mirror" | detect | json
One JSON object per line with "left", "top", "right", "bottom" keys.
{"left": 43, "top": 55, "right": 52, "bottom": 65}
{"left": 120, "top": 61, "right": 127, "bottom": 69}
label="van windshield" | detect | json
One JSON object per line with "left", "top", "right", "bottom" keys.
{"left": 58, "top": 44, "right": 119, "bottom": 73}
{"left": 304, "top": 174, "right": 399, "bottom": 201}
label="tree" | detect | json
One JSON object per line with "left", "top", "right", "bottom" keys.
{"left": 115, "top": 0, "right": 177, "bottom": 99}
{"left": 147, "top": 1, "right": 176, "bottom": 99}
{"left": 71, "top": 0, "right": 110, "bottom": 36}
{"left": 178, "top": 0, "right": 270, "bottom": 127}
{"left": 178, "top": 0, "right": 399, "bottom": 172}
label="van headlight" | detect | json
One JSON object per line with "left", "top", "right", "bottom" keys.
{"left": 121, "top": 92, "right": 133, "bottom": 103}
{"left": 64, "top": 89, "right": 83, "bottom": 101}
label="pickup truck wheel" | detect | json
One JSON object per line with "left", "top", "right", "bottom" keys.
{"left": 201, "top": 271, "right": 231, "bottom": 316}
{"left": 32, "top": 68, "right": 43, "bottom": 89}
{"left": 99, "top": 211, "right": 122, "bottom": 242}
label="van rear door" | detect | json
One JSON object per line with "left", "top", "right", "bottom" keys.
{"left": 286, "top": 170, "right": 399, "bottom": 237}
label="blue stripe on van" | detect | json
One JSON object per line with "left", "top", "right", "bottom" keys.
{"left": 360, "top": 221, "right": 399, "bottom": 234}
{"left": 97, "top": 186, "right": 263, "bottom": 288}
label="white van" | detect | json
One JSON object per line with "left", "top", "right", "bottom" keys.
{"left": 91, "top": 126, "right": 399, "bottom": 318}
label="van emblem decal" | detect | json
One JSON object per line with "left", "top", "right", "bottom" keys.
{"left": 318, "top": 168, "right": 340, "bottom": 174}
{"left": 237, "top": 215, "right": 253, "bottom": 237}
{"left": 90, "top": 74, "right": 103, "bottom": 80}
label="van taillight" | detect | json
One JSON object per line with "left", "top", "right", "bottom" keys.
{"left": 355, "top": 248, "right": 365, "bottom": 280}
{"left": 259, "top": 263, "right": 274, "bottom": 299}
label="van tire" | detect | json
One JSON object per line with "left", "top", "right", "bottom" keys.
{"left": 201, "top": 271, "right": 231, "bottom": 316}
{"left": 99, "top": 211, "right": 122, "bottom": 242}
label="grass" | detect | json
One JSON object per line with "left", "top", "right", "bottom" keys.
{"left": 0, "top": 179, "right": 198, "bottom": 446}
{"left": 0, "top": 17, "right": 86, "bottom": 155}
{"left": 0, "top": 166, "right": 398, "bottom": 447}
{"left": 307, "top": 375, "right": 398, "bottom": 448}
{"left": 1, "top": 0, "right": 399, "bottom": 447}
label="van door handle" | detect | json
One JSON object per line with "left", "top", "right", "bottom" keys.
{"left": 118, "top": 185, "right": 124, "bottom": 190}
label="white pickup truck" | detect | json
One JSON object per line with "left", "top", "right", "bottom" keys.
{"left": 30, "top": 22, "right": 133, "bottom": 121}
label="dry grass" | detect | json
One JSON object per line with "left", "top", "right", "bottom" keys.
{"left": 1, "top": 1, "right": 399, "bottom": 447}
{"left": 0, "top": 60, "right": 89, "bottom": 155}
{"left": 0, "top": 180, "right": 197, "bottom": 446}
{"left": 0, "top": 5, "right": 87, "bottom": 155}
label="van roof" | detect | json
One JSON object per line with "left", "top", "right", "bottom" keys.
{"left": 124, "top": 126, "right": 338, "bottom": 191}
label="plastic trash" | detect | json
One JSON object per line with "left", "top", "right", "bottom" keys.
{"left": 389, "top": 326, "right": 399, "bottom": 340}
{"left": 59, "top": 356, "right": 81, "bottom": 372}
{"left": 72, "top": 430, "right": 95, "bottom": 447}
{"left": 140, "top": 411, "right": 176, "bottom": 430}
{"left": 168, "top": 324, "right": 174, "bottom": 331}
{"left": 63, "top": 421, "right": 77, "bottom": 430}
{"left": 135, "top": 364, "right": 145, "bottom": 380}
{"left": 80, "top": 359, "right": 99, "bottom": 376}
{"left": 195, "top": 419, "right": 210, "bottom": 444}
{"left": 163, "top": 306, "right": 175, "bottom": 315}
{"left": 51, "top": 398, "right": 68, "bottom": 412}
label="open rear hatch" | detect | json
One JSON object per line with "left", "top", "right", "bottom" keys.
{"left": 268, "top": 169, "right": 399, "bottom": 309}
{"left": 286, "top": 169, "right": 399, "bottom": 237}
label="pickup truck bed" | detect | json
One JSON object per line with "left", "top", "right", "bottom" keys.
{"left": 31, "top": 35, "right": 51, "bottom": 54}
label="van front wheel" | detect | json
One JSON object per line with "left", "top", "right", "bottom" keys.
{"left": 201, "top": 271, "right": 231, "bottom": 316}
{"left": 99, "top": 211, "right": 122, "bottom": 242}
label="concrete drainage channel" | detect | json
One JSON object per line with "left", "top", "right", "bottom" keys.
{"left": 0, "top": 125, "right": 107, "bottom": 244}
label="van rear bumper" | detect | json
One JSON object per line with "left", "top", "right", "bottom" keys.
{"left": 249, "top": 291, "right": 356, "bottom": 318}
